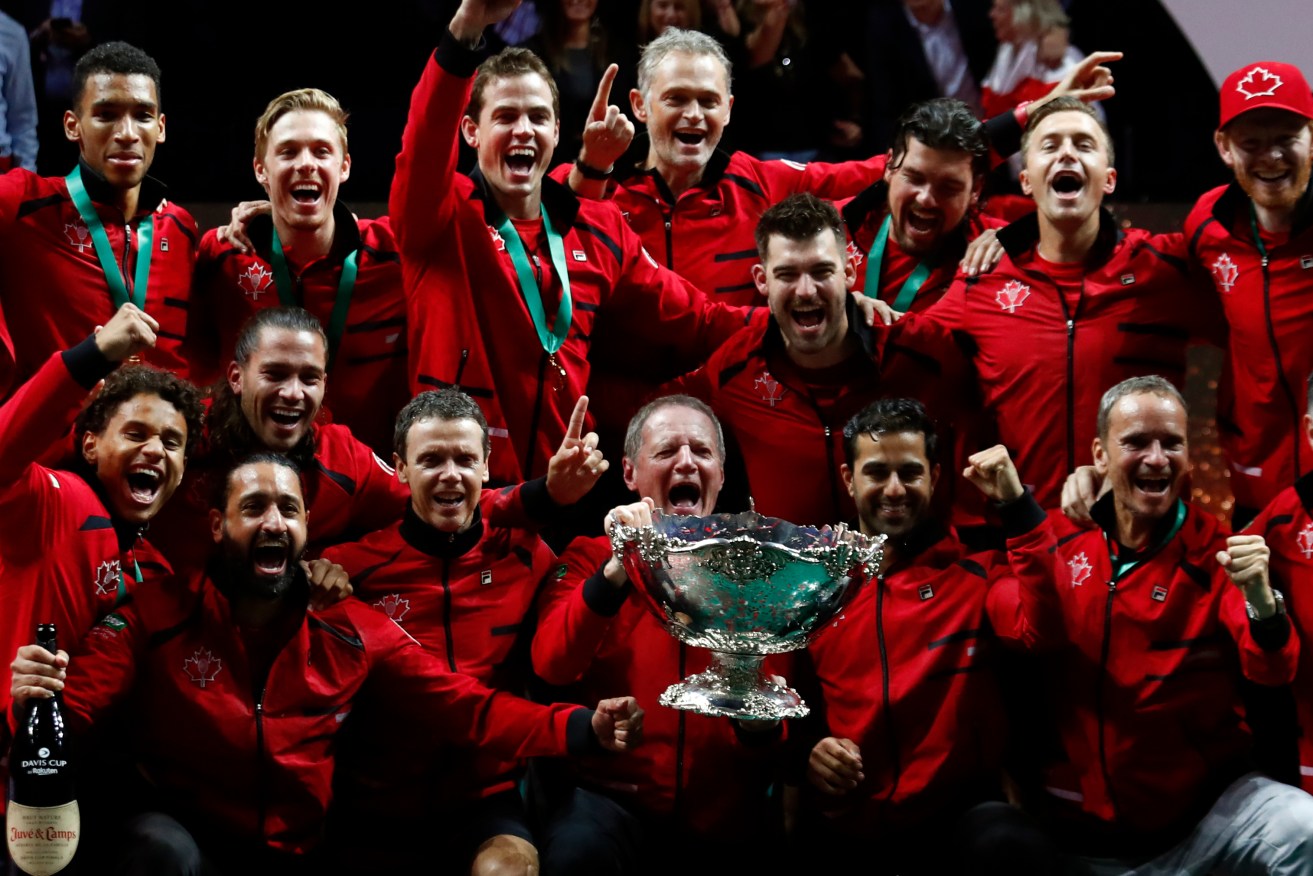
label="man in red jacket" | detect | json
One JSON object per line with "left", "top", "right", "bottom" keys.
{"left": 10, "top": 454, "right": 642, "bottom": 875}
{"left": 1186, "top": 61, "right": 1313, "bottom": 526}
{"left": 532, "top": 394, "right": 785, "bottom": 873}
{"left": 323, "top": 387, "right": 606, "bottom": 875}
{"left": 976, "top": 375, "right": 1313, "bottom": 870}
{"left": 390, "top": 0, "right": 753, "bottom": 491}
{"left": 797, "top": 397, "right": 1057, "bottom": 874}
{"left": 927, "top": 97, "right": 1219, "bottom": 508}
{"left": 0, "top": 41, "right": 198, "bottom": 396}
{"left": 190, "top": 88, "right": 408, "bottom": 455}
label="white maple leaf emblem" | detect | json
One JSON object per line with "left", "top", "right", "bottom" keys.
{"left": 1068, "top": 552, "right": 1092, "bottom": 588}
{"left": 1298, "top": 523, "right": 1313, "bottom": 559}
{"left": 183, "top": 648, "right": 223, "bottom": 688}
{"left": 375, "top": 593, "right": 411, "bottom": 622}
{"left": 1211, "top": 253, "right": 1239, "bottom": 293}
{"left": 846, "top": 238, "right": 865, "bottom": 268}
{"left": 488, "top": 226, "right": 506, "bottom": 252}
{"left": 1237, "top": 66, "right": 1283, "bottom": 100}
{"left": 754, "top": 371, "right": 784, "bottom": 407}
{"left": 237, "top": 263, "right": 274, "bottom": 299}
{"left": 94, "top": 559, "right": 121, "bottom": 596}
{"left": 996, "top": 280, "right": 1031, "bottom": 313}
{"left": 64, "top": 220, "right": 92, "bottom": 252}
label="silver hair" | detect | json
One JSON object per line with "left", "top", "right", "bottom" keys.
{"left": 637, "top": 27, "right": 732, "bottom": 97}
{"left": 1096, "top": 375, "right": 1187, "bottom": 440}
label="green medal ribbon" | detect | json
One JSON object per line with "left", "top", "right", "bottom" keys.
{"left": 492, "top": 204, "right": 573, "bottom": 358}
{"left": 269, "top": 227, "right": 359, "bottom": 371}
{"left": 65, "top": 165, "right": 153, "bottom": 310}
{"left": 864, "top": 213, "right": 933, "bottom": 312}
{"left": 115, "top": 557, "right": 143, "bottom": 606}
{"left": 1104, "top": 498, "right": 1187, "bottom": 582}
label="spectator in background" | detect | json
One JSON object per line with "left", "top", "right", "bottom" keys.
{"left": 0, "top": 9, "right": 37, "bottom": 171}
{"left": 637, "top": 0, "right": 701, "bottom": 42}
{"left": 980, "top": 0, "right": 1089, "bottom": 119}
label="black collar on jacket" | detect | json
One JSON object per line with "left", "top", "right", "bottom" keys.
{"left": 469, "top": 166, "right": 581, "bottom": 230}
{"left": 1089, "top": 491, "right": 1184, "bottom": 555}
{"left": 1211, "top": 177, "right": 1313, "bottom": 241}
{"left": 996, "top": 206, "right": 1124, "bottom": 268}
{"left": 882, "top": 518, "right": 951, "bottom": 572}
{"left": 72, "top": 156, "right": 168, "bottom": 222}
{"left": 245, "top": 199, "right": 362, "bottom": 266}
{"left": 613, "top": 131, "right": 734, "bottom": 205}
{"left": 80, "top": 469, "right": 147, "bottom": 552}
{"left": 398, "top": 503, "right": 484, "bottom": 559}
{"left": 1294, "top": 470, "right": 1313, "bottom": 519}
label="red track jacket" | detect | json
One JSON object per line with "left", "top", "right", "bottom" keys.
{"left": 190, "top": 207, "right": 409, "bottom": 454}
{"left": 1186, "top": 182, "right": 1313, "bottom": 514}
{"left": 390, "top": 32, "right": 750, "bottom": 487}
{"left": 0, "top": 160, "right": 197, "bottom": 395}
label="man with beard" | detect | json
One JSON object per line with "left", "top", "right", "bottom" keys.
{"left": 979, "top": 375, "right": 1313, "bottom": 872}
{"left": 0, "top": 302, "right": 203, "bottom": 809}
{"left": 531, "top": 395, "right": 785, "bottom": 874}
{"left": 1186, "top": 61, "right": 1313, "bottom": 527}
{"left": 795, "top": 397, "right": 1057, "bottom": 874}
{"left": 927, "top": 97, "right": 1219, "bottom": 509}
{"left": 323, "top": 388, "right": 605, "bottom": 876}
{"left": 0, "top": 41, "right": 197, "bottom": 395}
{"left": 9, "top": 454, "right": 643, "bottom": 875}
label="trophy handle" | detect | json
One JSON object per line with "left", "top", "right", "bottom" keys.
{"left": 658, "top": 651, "right": 808, "bottom": 720}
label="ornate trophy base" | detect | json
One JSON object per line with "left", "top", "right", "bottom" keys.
{"left": 658, "top": 650, "right": 808, "bottom": 719}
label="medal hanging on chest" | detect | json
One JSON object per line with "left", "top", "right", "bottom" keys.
{"left": 494, "top": 205, "right": 574, "bottom": 392}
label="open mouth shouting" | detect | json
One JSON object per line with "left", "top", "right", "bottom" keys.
{"left": 1050, "top": 169, "right": 1086, "bottom": 201}
{"left": 433, "top": 490, "right": 467, "bottom": 510}
{"left": 125, "top": 465, "right": 164, "bottom": 507}
{"left": 252, "top": 534, "right": 292, "bottom": 577}
{"left": 288, "top": 180, "right": 324, "bottom": 210}
{"left": 667, "top": 480, "right": 704, "bottom": 515}
{"left": 790, "top": 304, "right": 826, "bottom": 333}
{"left": 673, "top": 129, "right": 707, "bottom": 151}
{"left": 505, "top": 147, "right": 538, "bottom": 183}
{"left": 1133, "top": 474, "right": 1172, "bottom": 499}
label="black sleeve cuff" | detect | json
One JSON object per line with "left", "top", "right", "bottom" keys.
{"left": 519, "top": 476, "right": 561, "bottom": 521}
{"left": 1250, "top": 613, "right": 1292, "bottom": 652}
{"left": 732, "top": 718, "right": 784, "bottom": 747}
{"left": 566, "top": 707, "right": 604, "bottom": 755}
{"left": 998, "top": 490, "right": 1046, "bottom": 538}
{"left": 984, "top": 109, "right": 1024, "bottom": 161}
{"left": 61, "top": 335, "right": 116, "bottom": 390}
{"left": 436, "top": 27, "right": 487, "bottom": 77}
{"left": 582, "top": 567, "right": 629, "bottom": 617}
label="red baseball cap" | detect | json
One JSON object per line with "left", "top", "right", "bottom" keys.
{"left": 1219, "top": 61, "right": 1313, "bottom": 129}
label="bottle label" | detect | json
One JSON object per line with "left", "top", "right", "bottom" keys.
{"left": 6, "top": 800, "right": 79, "bottom": 875}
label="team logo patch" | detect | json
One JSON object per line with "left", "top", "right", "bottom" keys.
{"left": 1301, "top": 256, "right": 1313, "bottom": 270}
{"left": 1120, "top": 274, "right": 1135, "bottom": 286}
{"left": 99, "top": 613, "right": 127, "bottom": 632}
{"left": 1298, "top": 522, "right": 1313, "bottom": 559}
{"left": 184, "top": 649, "right": 223, "bottom": 688}
{"left": 480, "top": 569, "right": 493, "bottom": 586}
{"left": 918, "top": 583, "right": 934, "bottom": 601}
{"left": 1151, "top": 585, "right": 1169, "bottom": 602}
{"left": 572, "top": 250, "right": 587, "bottom": 261}
{"left": 1069, "top": 552, "right": 1092, "bottom": 588}
{"left": 64, "top": 220, "right": 92, "bottom": 252}
{"left": 94, "top": 559, "right": 121, "bottom": 597}
{"left": 375, "top": 594, "right": 411, "bottom": 622}
{"left": 846, "top": 239, "right": 865, "bottom": 269}
{"left": 1211, "top": 253, "right": 1239, "bottom": 293}
{"left": 237, "top": 263, "right": 275, "bottom": 300}
{"left": 755, "top": 371, "right": 784, "bottom": 407}
{"left": 160, "top": 237, "right": 169, "bottom": 252}
{"left": 488, "top": 226, "right": 506, "bottom": 252}
{"left": 1237, "top": 66, "right": 1284, "bottom": 100}
{"left": 996, "top": 280, "right": 1031, "bottom": 313}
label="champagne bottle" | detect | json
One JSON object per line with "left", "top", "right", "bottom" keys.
{"left": 6, "top": 624, "right": 78, "bottom": 876}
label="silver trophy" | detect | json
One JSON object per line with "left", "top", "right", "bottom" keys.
{"left": 611, "top": 510, "right": 884, "bottom": 720}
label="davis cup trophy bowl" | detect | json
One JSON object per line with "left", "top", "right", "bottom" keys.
{"left": 611, "top": 510, "right": 884, "bottom": 720}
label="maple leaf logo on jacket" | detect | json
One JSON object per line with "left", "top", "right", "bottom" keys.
{"left": 1299, "top": 523, "right": 1313, "bottom": 559}
{"left": 1211, "top": 253, "right": 1239, "bottom": 292}
{"left": 64, "top": 220, "right": 92, "bottom": 252}
{"left": 996, "top": 280, "right": 1031, "bottom": 313}
{"left": 1068, "top": 552, "right": 1092, "bottom": 587}
{"left": 184, "top": 649, "right": 223, "bottom": 688}
{"left": 488, "top": 226, "right": 506, "bottom": 252}
{"left": 94, "top": 559, "right": 122, "bottom": 596}
{"left": 375, "top": 593, "right": 411, "bottom": 622}
{"left": 845, "top": 238, "right": 865, "bottom": 269}
{"left": 755, "top": 371, "right": 784, "bottom": 407}
{"left": 238, "top": 263, "right": 275, "bottom": 300}
{"left": 1237, "top": 66, "right": 1283, "bottom": 100}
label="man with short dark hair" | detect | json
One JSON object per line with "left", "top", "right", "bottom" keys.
{"left": 1186, "top": 60, "right": 1313, "bottom": 527}
{"left": 10, "top": 454, "right": 642, "bottom": 875}
{"left": 323, "top": 388, "right": 606, "bottom": 876}
{"left": 532, "top": 394, "right": 785, "bottom": 873}
{"left": 929, "top": 97, "right": 1219, "bottom": 508}
{"left": 0, "top": 41, "right": 197, "bottom": 395}
{"left": 0, "top": 302, "right": 203, "bottom": 806}
{"left": 795, "top": 397, "right": 1057, "bottom": 874}
{"left": 977, "top": 374, "right": 1313, "bottom": 872}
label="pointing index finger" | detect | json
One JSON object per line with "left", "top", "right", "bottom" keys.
{"left": 566, "top": 395, "right": 589, "bottom": 443}
{"left": 591, "top": 64, "right": 619, "bottom": 121}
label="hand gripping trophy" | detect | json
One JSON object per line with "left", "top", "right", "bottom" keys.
{"left": 611, "top": 510, "right": 883, "bottom": 720}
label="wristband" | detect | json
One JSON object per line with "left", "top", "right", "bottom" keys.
{"left": 575, "top": 159, "right": 613, "bottom": 180}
